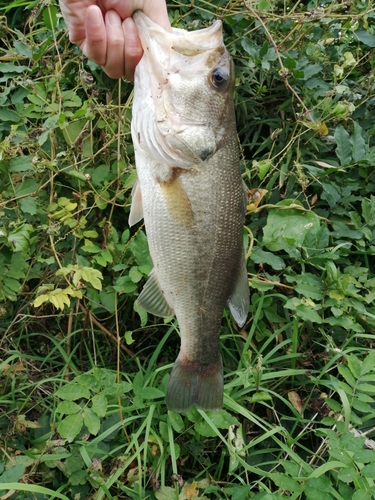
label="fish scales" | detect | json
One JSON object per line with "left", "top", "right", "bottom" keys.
{"left": 130, "top": 11, "right": 249, "bottom": 412}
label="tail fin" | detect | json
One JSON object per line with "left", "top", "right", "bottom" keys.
{"left": 166, "top": 354, "right": 223, "bottom": 413}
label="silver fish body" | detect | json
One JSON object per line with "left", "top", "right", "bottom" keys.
{"left": 130, "top": 11, "right": 249, "bottom": 412}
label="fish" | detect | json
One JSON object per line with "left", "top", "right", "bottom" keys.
{"left": 129, "top": 11, "right": 249, "bottom": 413}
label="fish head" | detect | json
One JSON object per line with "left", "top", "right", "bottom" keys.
{"left": 132, "top": 11, "right": 236, "bottom": 169}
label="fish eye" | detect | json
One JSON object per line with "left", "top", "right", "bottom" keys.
{"left": 211, "top": 68, "right": 229, "bottom": 90}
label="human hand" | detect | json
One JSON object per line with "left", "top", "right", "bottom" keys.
{"left": 58, "top": 0, "right": 170, "bottom": 80}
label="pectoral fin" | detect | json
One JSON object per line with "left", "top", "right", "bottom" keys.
{"left": 129, "top": 180, "right": 144, "bottom": 227}
{"left": 160, "top": 172, "right": 194, "bottom": 226}
{"left": 136, "top": 269, "right": 174, "bottom": 318}
{"left": 228, "top": 255, "right": 249, "bottom": 327}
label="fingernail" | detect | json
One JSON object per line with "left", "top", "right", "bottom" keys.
{"left": 107, "top": 10, "right": 121, "bottom": 27}
{"left": 123, "top": 18, "right": 137, "bottom": 38}
{"left": 87, "top": 7, "right": 101, "bottom": 26}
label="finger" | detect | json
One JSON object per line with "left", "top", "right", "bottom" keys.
{"left": 102, "top": 10, "right": 126, "bottom": 78}
{"left": 146, "top": 1, "right": 171, "bottom": 33}
{"left": 83, "top": 5, "right": 107, "bottom": 66}
{"left": 122, "top": 17, "right": 143, "bottom": 81}
{"left": 99, "top": 0, "right": 172, "bottom": 33}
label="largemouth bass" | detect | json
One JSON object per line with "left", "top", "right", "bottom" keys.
{"left": 129, "top": 11, "right": 249, "bottom": 412}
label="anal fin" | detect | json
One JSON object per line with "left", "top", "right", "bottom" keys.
{"left": 228, "top": 255, "right": 249, "bottom": 327}
{"left": 166, "top": 353, "right": 223, "bottom": 413}
{"left": 136, "top": 269, "right": 174, "bottom": 318}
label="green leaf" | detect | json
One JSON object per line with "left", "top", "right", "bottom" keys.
{"left": 347, "top": 354, "right": 361, "bottom": 379}
{"left": 351, "top": 122, "right": 366, "bottom": 162}
{"left": 83, "top": 407, "right": 100, "bottom": 435}
{"left": 0, "top": 109, "right": 21, "bottom": 122}
{"left": 305, "top": 476, "right": 334, "bottom": 500}
{"left": 272, "top": 472, "right": 303, "bottom": 493}
{"left": 58, "top": 413, "right": 83, "bottom": 442}
{"left": 0, "top": 62, "right": 30, "bottom": 73}
{"left": 90, "top": 164, "right": 110, "bottom": 186}
{"left": 55, "top": 401, "right": 81, "bottom": 415}
{"left": 194, "top": 410, "right": 239, "bottom": 437}
{"left": 168, "top": 411, "right": 185, "bottom": 433}
{"left": 293, "top": 273, "right": 324, "bottom": 300}
{"left": 360, "top": 351, "right": 375, "bottom": 376}
{"left": 9, "top": 156, "right": 33, "bottom": 172}
{"left": 55, "top": 383, "right": 91, "bottom": 401}
{"left": 134, "top": 300, "right": 148, "bottom": 327}
{"left": 338, "top": 466, "right": 359, "bottom": 483}
{"left": 129, "top": 266, "right": 143, "bottom": 283}
{"left": 334, "top": 125, "right": 352, "bottom": 166}
{"left": 69, "top": 469, "right": 87, "bottom": 486}
{"left": 94, "top": 191, "right": 109, "bottom": 210}
{"left": 250, "top": 247, "right": 285, "bottom": 270}
{"left": 352, "top": 491, "right": 373, "bottom": 500}
{"left": 68, "top": 266, "right": 103, "bottom": 291}
{"left": 321, "top": 182, "right": 341, "bottom": 209}
{"left": 124, "top": 330, "right": 135, "bottom": 345}
{"left": 362, "top": 196, "right": 375, "bottom": 227}
{"left": 137, "top": 387, "right": 165, "bottom": 400}
{"left": 285, "top": 299, "right": 322, "bottom": 323}
{"left": 0, "top": 465, "right": 26, "bottom": 496}
{"left": 361, "top": 463, "right": 375, "bottom": 478}
{"left": 155, "top": 486, "right": 177, "bottom": 500}
{"left": 250, "top": 391, "right": 273, "bottom": 403}
{"left": 19, "top": 196, "right": 37, "bottom": 215}
{"left": 75, "top": 374, "right": 100, "bottom": 391}
{"left": 113, "top": 276, "right": 137, "bottom": 294}
{"left": 14, "top": 179, "right": 39, "bottom": 197}
{"left": 355, "top": 29, "right": 375, "bottom": 47}
{"left": 357, "top": 383, "right": 375, "bottom": 394}
{"left": 253, "top": 159, "right": 272, "bottom": 180}
{"left": 91, "top": 394, "right": 108, "bottom": 418}
{"left": 337, "top": 364, "right": 356, "bottom": 387}
{"left": 324, "top": 315, "right": 364, "bottom": 332}
{"left": 262, "top": 200, "right": 320, "bottom": 255}
{"left": 7, "top": 224, "right": 33, "bottom": 252}
{"left": 352, "top": 449, "right": 375, "bottom": 464}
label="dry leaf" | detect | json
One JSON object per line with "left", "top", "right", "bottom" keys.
{"left": 288, "top": 391, "right": 304, "bottom": 415}
{"left": 2, "top": 362, "right": 26, "bottom": 377}
{"left": 184, "top": 481, "right": 199, "bottom": 500}
{"left": 247, "top": 188, "right": 268, "bottom": 211}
